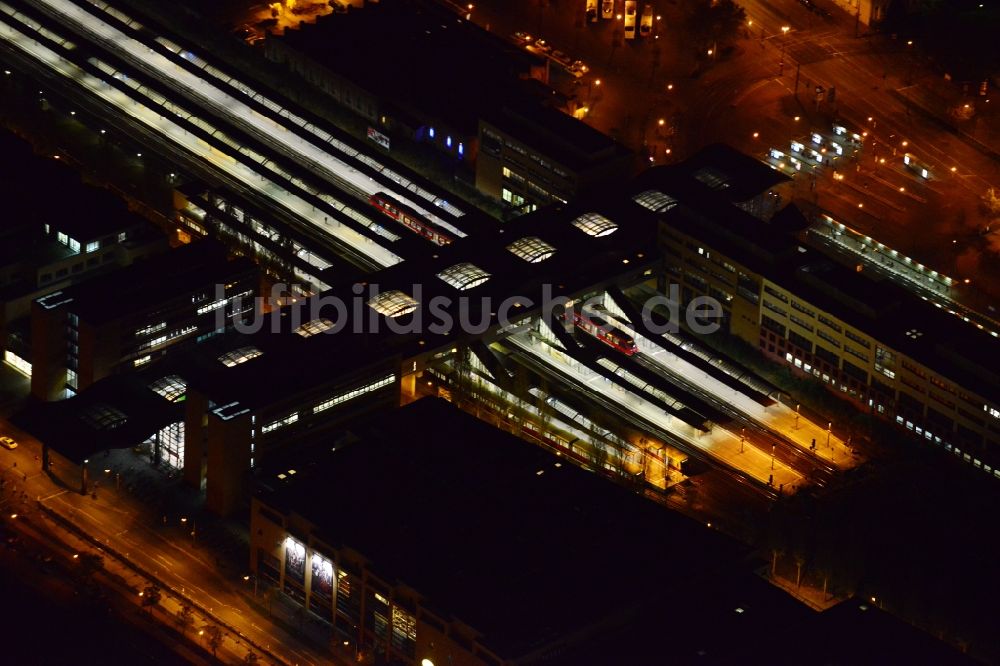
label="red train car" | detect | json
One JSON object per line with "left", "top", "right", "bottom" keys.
{"left": 573, "top": 311, "right": 638, "bottom": 355}
{"left": 368, "top": 192, "right": 453, "bottom": 246}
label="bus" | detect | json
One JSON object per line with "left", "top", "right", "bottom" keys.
{"left": 624, "top": 1, "right": 637, "bottom": 40}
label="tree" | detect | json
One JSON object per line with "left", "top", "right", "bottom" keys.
{"left": 982, "top": 187, "right": 1000, "bottom": 219}
{"left": 140, "top": 585, "right": 162, "bottom": 614}
{"left": 76, "top": 553, "right": 103, "bottom": 581}
{"left": 685, "top": 0, "right": 747, "bottom": 50}
{"left": 202, "top": 625, "right": 223, "bottom": 656}
{"left": 175, "top": 604, "right": 194, "bottom": 634}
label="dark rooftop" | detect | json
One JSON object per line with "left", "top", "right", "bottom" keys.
{"left": 259, "top": 398, "right": 755, "bottom": 659}
{"left": 482, "top": 102, "right": 632, "bottom": 172}
{"left": 48, "top": 239, "right": 256, "bottom": 326}
{"left": 258, "top": 398, "right": 974, "bottom": 663}
{"left": 0, "top": 130, "right": 149, "bottom": 242}
{"left": 11, "top": 371, "right": 184, "bottom": 464}
{"left": 271, "top": 0, "right": 561, "bottom": 135}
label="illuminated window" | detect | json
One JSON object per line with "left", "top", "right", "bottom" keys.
{"left": 632, "top": 189, "right": 678, "bottom": 212}
{"left": 67, "top": 237, "right": 81, "bottom": 253}
{"left": 429, "top": 127, "right": 435, "bottom": 139}
{"left": 368, "top": 291, "right": 419, "bottom": 318}
{"left": 446, "top": 135, "right": 453, "bottom": 148}
{"left": 507, "top": 236, "right": 556, "bottom": 263}
{"left": 157, "top": 421, "right": 184, "bottom": 470}
{"left": 135, "top": 322, "right": 166, "bottom": 337}
{"left": 458, "top": 142, "right": 464, "bottom": 156}
{"left": 314, "top": 374, "right": 396, "bottom": 414}
{"left": 295, "top": 318, "right": 335, "bottom": 338}
{"left": 436, "top": 262, "right": 491, "bottom": 291}
{"left": 81, "top": 403, "right": 127, "bottom": 430}
{"left": 218, "top": 346, "right": 263, "bottom": 367}
{"left": 85, "top": 241, "right": 99, "bottom": 253}
{"left": 571, "top": 212, "right": 618, "bottom": 238}
{"left": 3, "top": 350, "right": 31, "bottom": 378}
{"left": 391, "top": 606, "right": 417, "bottom": 655}
{"left": 262, "top": 412, "right": 298, "bottom": 434}
{"left": 148, "top": 375, "right": 187, "bottom": 402}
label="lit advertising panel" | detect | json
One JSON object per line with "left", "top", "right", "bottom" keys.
{"left": 284, "top": 537, "right": 306, "bottom": 584}
{"left": 312, "top": 553, "right": 334, "bottom": 601}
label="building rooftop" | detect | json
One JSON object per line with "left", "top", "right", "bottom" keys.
{"left": 11, "top": 371, "right": 184, "bottom": 464}
{"left": 258, "top": 397, "right": 755, "bottom": 659}
{"left": 272, "top": 0, "right": 543, "bottom": 135}
{"left": 177, "top": 186, "right": 662, "bottom": 411}
{"left": 0, "top": 131, "right": 149, "bottom": 242}
{"left": 40, "top": 239, "right": 256, "bottom": 326}
{"left": 482, "top": 102, "right": 632, "bottom": 172}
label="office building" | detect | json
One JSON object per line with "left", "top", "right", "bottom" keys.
{"left": 639, "top": 146, "right": 1000, "bottom": 474}
{"left": 263, "top": 0, "right": 632, "bottom": 209}
{"left": 477, "top": 104, "right": 635, "bottom": 211}
{"left": 0, "top": 131, "right": 167, "bottom": 375}
{"left": 30, "top": 240, "right": 258, "bottom": 401}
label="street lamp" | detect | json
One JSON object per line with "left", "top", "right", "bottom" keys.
{"left": 779, "top": 27, "right": 790, "bottom": 76}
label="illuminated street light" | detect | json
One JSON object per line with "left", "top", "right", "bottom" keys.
{"left": 781, "top": 26, "right": 790, "bottom": 36}
{"left": 594, "top": 79, "right": 601, "bottom": 86}
{"left": 752, "top": 132, "right": 759, "bottom": 138}
{"left": 658, "top": 118, "right": 665, "bottom": 126}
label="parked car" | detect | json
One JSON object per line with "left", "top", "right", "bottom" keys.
{"left": 640, "top": 4, "right": 653, "bottom": 37}
{"left": 533, "top": 38, "right": 552, "bottom": 54}
{"left": 567, "top": 60, "right": 589, "bottom": 77}
{"left": 551, "top": 50, "right": 572, "bottom": 66}
{"left": 512, "top": 31, "right": 533, "bottom": 45}
{"left": 0, "top": 436, "right": 17, "bottom": 450}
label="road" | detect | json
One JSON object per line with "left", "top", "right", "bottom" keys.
{"left": 0, "top": 417, "right": 347, "bottom": 666}
{"left": 460, "top": 0, "right": 1000, "bottom": 304}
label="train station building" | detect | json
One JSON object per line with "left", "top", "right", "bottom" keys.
{"left": 15, "top": 145, "right": 1000, "bottom": 516}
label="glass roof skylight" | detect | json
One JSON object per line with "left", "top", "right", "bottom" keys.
{"left": 368, "top": 290, "right": 419, "bottom": 318}
{"left": 632, "top": 189, "right": 679, "bottom": 212}
{"left": 81, "top": 403, "right": 128, "bottom": 430}
{"left": 436, "top": 262, "right": 491, "bottom": 291}
{"left": 218, "top": 346, "right": 263, "bottom": 368}
{"left": 571, "top": 212, "right": 618, "bottom": 238}
{"left": 295, "top": 318, "right": 335, "bottom": 338}
{"left": 507, "top": 236, "right": 556, "bottom": 263}
{"left": 694, "top": 167, "right": 731, "bottom": 190}
{"left": 148, "top": 375, "right": 187, "bottom": 402}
